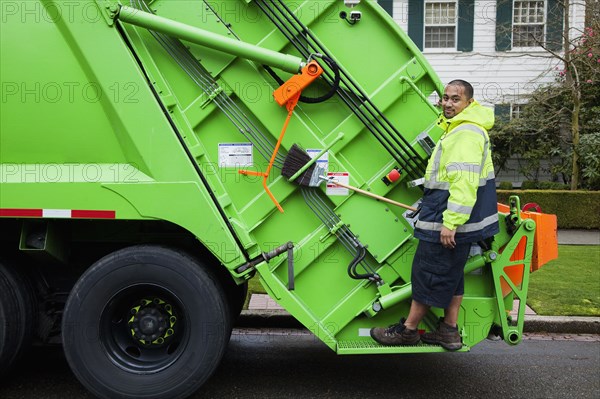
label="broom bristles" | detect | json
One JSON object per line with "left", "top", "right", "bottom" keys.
{"left": 282, "top": 144, "right": 319, "bottom": 187}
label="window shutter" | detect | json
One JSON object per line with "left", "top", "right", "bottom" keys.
{"left": 495, "top": 104, "right": 511, "bottom": 122}
{"left": 546, "top": 0, "right": 564, "bottom": 51}
{"left": 457, "top": 0, "right": 475, "bottom": 51}
{"left": 408, "top": 0, "right": 424, "bottom": 51}
{"left": 378, "top": 0, "right": 394, "bottom": 17}
{"left": 495, "top": 0, "right": 513, "bottom": 51}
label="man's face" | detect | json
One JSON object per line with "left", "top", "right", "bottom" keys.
{"left": 441, "top": 84, "right": 472, "bottom": 118}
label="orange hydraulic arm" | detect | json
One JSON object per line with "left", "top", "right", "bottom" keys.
{"left": 239, "top": 60, "right": 323, "bottom": 212}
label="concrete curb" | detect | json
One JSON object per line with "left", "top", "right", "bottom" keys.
{"left": 523, "top": 315, "right": 600, "bottom": 334}
{"left": 237, "top": 310, "right": 600, "bottom": 335}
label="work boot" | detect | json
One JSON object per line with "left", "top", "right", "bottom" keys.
{"left": 421, "top": 318, "right": 462, "bottom": 351}
{"left": 370, "top": 319, "right": 420, "bottom": 346}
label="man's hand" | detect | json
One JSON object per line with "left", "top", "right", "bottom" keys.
{"left": 441, "top": 226, "right": 456, "bottom": 249}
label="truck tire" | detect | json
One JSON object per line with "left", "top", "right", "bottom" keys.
{"left": 0, "top": 260, "right": 36, "bottom": 377}
{"left": 62, "top": 245, "right": 231, "bottom": 399}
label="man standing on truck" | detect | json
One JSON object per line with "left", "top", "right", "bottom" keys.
{"left": 370, "top": 80, "right": 499, "bottom": 350}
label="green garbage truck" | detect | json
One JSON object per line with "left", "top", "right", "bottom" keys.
{"left": 0, "top": 1, "right": 558, "bottom": 398}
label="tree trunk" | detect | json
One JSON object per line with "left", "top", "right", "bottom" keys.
{"left": 562, "top": 0, "right": 581, "bottom": 190}
{"left": 570, "top": 94, "right": 581, "bottom": 190}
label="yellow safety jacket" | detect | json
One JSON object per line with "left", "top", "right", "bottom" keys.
{"left": 414, "top": 100, "right": 499, "bottom": 244}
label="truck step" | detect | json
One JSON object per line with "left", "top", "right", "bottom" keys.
{"left": 336, "top": 340, "right": 470, "bottom": 355}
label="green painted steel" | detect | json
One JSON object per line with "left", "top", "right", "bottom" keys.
{"left": 1, "top": 0, "right": 540, "bottom": 360}
{"left": 117, "top": 5, "right": 305, "bottom": 74}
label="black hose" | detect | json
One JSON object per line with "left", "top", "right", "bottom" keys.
{"left": 263, "top": 55, "right": 341, "bottom": 104}
{"left": 347, "top": 245, "right": 370, "bottom": 280}
{"left": 255, "top": 0, "right": 427, "bottom": 180}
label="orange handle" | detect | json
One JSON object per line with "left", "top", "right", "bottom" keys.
{"left": 239, "top": 93, "right": 300, "bottom": 213}
{"left": 273, "top": 61, "right": 323, "bottom": 106}
{"left": 239, "top": 170, "right": 266, "bottom": 177}
{"left": 240, "top": 61, "right": 323, "bottom": 213}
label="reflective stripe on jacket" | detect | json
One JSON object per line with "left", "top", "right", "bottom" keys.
{"left": 414, "top": 100, "right": 499, "bottom": 244}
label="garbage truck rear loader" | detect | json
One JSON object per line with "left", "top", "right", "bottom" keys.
{"left": 0, "top": 1, "right": 558, "bottom": 398}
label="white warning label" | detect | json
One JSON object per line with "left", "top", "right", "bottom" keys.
{"left": 218, "top": 143, "right": 253, "bottom": 168}
{"left": 326, "top": 172, "right": 349, "bottom": 196}
{"left": 306, "top": 149, "right": 329, "bottom": 171}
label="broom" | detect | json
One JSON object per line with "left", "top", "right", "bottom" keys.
{"left": 282, "top": 144, "right": 417, "bottom": 212}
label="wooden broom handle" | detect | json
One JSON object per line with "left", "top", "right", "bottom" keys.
{"left": 327, "top": 180, "right": 417, "bottom": 212}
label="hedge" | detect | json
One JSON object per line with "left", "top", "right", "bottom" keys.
{"left": 497, "top": 190, "right": 600, "bottom": 229}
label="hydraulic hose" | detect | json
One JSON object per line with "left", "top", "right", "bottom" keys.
{"left": 263, "top": 56, "right": 341, "bottom": 104}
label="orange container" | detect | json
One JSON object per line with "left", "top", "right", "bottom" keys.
{"left": 496, "top": 203, "right": 558, "bottom": 296}
{"left": 497, "top": 203, "right": 558, "bottom": 271}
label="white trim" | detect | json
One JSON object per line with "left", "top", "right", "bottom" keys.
{"left": 511, "top": 0, "right": 547, "bottom": 49}
{"left": 424, "top": 0, "right": 458, "bottom": 50}
{"left": 423, "top": 49, "right": 462, "bottom": 54}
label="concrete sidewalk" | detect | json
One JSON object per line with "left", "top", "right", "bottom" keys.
{"left": 239, "top": 229, "right": 599, "bottom": 334}
{"left": 558, "top": 229, "right": 600, "bottom": 245}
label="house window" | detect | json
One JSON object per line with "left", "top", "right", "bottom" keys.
{"left": 511, "top": 103, "right": 524, "bottom": 119}
{"left": 512, "top": 1, "right": 546, "bottom": 47}
{"left": 424, "top": 1, "right": 457, "bottom": 49}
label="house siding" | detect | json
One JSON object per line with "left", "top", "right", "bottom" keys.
{"left": 392, "top": 0, "right": 586, "bottom": 106}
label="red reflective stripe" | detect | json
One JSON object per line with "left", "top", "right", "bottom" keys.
{"left": 0, "top": 209, "right": 115, "bottom": 219}
{"left": 71, "top": 210, "right": 116, "bottom": 219}
{"left": 0, "top": 208, "right": 43, "bottom": 217}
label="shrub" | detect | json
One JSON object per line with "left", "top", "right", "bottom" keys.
{"left": 520, "top": 181, "right": 538, "bottom": 190}
{"left": 517, "top": 181, "right": 570, "bottom": 190}
{"left": 497, "top": 190, "right": 600, "bottom": 229}
{"left": 537, "top": 181, "right": 570, "bottom": 190}
{"left": 498, "top": 181, "right": 513, "bottom": 190}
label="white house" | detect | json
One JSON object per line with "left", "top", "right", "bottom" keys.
{"left": 377, "top": 0, "right": 587, "bottom": 116}
{"left": 376, "top": 0, "right": 587, "bottom": 184}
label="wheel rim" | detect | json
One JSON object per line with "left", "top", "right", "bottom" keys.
{"left": 100, "top": 284, "right": 188, "bottom": 373}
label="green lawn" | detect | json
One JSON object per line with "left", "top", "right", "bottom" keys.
{"left": 244, "top": 245, "right": 600, "bottom": 316}
{"left": 527, "top": 245, "right": 600, "bottom": 316}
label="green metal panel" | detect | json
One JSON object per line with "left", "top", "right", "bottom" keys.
{"left": 117, "top": 5, "right": 304, "bottom": 73}
{"left": 0, "top": 0, "right": 245, "bottom": 268}
{"left": 496, "top": 0, "right": 513, "bottom": 51}
{"left": 1, "top": 0, "right": 544, "bottom": 356}
{"left": 457, "top": 0, "right": 475, "bottom": 52}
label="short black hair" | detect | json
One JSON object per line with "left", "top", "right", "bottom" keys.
{"left": 447, "top": 79, "right": 474, "bottom": 100}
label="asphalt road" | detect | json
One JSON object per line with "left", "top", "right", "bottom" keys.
{"left": 1, "top": 330, "right": 598, "bottom": 399}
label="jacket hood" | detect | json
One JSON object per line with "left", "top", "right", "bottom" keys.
{"left": 437, "top": 100, "right": 495, "bottom": 132}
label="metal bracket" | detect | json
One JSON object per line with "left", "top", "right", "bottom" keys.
{"left": 235, "top": 241, "right": 294, "bottom": 291}
{"left": 94, "top": 0, "right": 120, "bottom": 26}
{"left": 505, "top": 195, "right": 523, "bottom": 235}
{"left": 200, "top": 86, "right": 224, "bottom": 109}
{"left": 416, "top": 131, "right": 436, "bottom": 156}
{"left": 286, "top": 244, "right": 295, "bottom": 290}
{"left": 489, "top": 217, "right": 536, "bottom": 345}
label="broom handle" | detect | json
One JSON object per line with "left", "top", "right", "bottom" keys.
{"left": 327, "top": 180, "right": 417, "bottom": 211}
